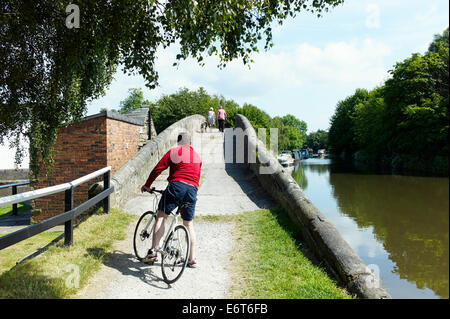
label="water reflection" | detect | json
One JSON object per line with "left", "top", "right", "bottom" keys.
{"left": 292, "top": 163, "right": 308, "bottom": 189}
{"left": 293, "top": 159, "right": 449, "bottom": 299}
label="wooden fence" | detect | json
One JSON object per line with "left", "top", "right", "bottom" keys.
{"left": 0, "top": 166, "right": 113, "bottom": 250}
{"left": 0, "top": 181, "right": 30, "bottom": 215}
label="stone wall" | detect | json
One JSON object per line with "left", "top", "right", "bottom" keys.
{"left": 109, "top": 114, "right": 205, "bottom": 209}
{"left": 0, "top": 169, "right": 29, "bottom": 182}
{"left": 234, "top": 114, "right": 391, "bottom": 299}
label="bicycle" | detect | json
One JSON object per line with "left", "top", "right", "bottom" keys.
{"left": 133, "top": 187, "right": 191, "bottom": 284}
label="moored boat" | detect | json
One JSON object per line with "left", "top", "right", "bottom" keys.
{"left": 277, "top": 151, "right": 294, "bottom": 166}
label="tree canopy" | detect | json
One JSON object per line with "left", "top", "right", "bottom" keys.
{"left": 305, "top": 129, "right": 328, "bottom": 152}
{"left": 0, "top": 0, "right": 343, "bottom": 177}
{"left": 150, "top": 87, "right": 307, "bottom": 151}
{"left": 117, "top": 88, "right": 148, "bottom": 114}
{"left": 328, "top": 28, "right": 449, "bottom": 175}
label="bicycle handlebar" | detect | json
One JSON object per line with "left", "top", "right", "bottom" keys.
{"left": 142, "top": 186, "right": 191, "bottom": 211}
{"left": 144, "top": 187, "right": 164, "bottom": 194}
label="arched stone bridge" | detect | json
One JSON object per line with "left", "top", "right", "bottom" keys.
{"left": 75, "top": 114, "right": 390, "bottom": 299}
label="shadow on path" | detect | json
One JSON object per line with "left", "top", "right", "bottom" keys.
{"left": 0, "top": 201, "right": 31, "bottom": 227}
{"left": 87, "top": 247, "right": 172, "bottom": 290}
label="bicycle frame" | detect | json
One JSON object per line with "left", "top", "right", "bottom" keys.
{"left": 141, "top": 190, "right": 183, "bottom": 253}
{"left": 134, "top": 187, "right": 191, "bottom": 284}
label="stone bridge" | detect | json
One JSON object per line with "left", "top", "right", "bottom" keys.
{"left": 74, "top": 114, "right": 390, "bottom": 299}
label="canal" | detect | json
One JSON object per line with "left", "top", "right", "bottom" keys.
{"left": 291, "top": 158, "right": 449, "bottom": 299}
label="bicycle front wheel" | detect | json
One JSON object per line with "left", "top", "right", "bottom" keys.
{"left": 161, "top": 225, "right": 190, "bottom": 284}
{"left": 133, "top": 211, "right": 156, "bottom": 261}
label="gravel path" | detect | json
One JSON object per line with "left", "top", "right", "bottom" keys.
{"left": 75, "top": 221, "right": 234, "bottom": 299}
{"left": 75, "top": 129, "right": 274, "bottom": 299}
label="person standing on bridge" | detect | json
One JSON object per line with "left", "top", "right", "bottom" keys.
{"left": 141, "top": 131, "right": 201, "bottom": 268}
{"left": 217, "top": 105, "right": 226, "bottom": 132}
{"left": 207, "top": 107, "right": 215, "bottom": 129}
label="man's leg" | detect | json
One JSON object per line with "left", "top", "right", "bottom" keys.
{"left": 183, "top": 219, "right": 196, "bottom": 261}
{"left": 152, "top": 210, "right": 168, "bottom": 251}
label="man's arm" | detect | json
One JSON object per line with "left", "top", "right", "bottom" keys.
{"left": 141, "top": 150, "right": 171, "bottom": 192}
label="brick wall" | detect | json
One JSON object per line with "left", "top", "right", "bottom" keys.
{"left": 32, "top": 116, "right": 107, "bottom": 222}
{"left": 32, "top": 114, "right": 142, "bottom": 223}
{"left": 106, "top": 118, "right": 141, "bottom": 174}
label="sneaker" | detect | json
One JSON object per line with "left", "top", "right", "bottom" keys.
{"left": 142, "top": 249, "right": 158, "bottom": 264}
{"left": 187, "top": 259, "right": 198, "bottom": 268}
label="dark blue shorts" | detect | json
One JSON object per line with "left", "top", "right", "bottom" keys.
{"left": 157, "top": 181, "right": 197, "bottom": 221}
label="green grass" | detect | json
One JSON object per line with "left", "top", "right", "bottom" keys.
{"left": 197, "top": 208, "right": 353, "bottom": 299}
{"left": 0, "top": 203, "right": 30, "bottom": 218}
{"left": 0, "top": 231, "right": 63, "bottom": 274}
{"left": 0, "top": 205, "right": 352, "bottom": 299}
{"left": 0, "top": 208, "right": 136, "bottom": 299}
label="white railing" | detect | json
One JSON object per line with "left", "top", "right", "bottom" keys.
{"left": 0, "top": 166, "right": 111, "bottom": 208}
{"left": 0, "top": 166, "right": 113, "bottom": 250}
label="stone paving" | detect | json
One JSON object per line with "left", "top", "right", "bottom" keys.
{"left": 76, "top": 128, "right": 276, "bottom": 299}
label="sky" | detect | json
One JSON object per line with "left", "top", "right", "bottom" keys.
{"left": 1, "top": 0, "right": 449, "bottom": 169}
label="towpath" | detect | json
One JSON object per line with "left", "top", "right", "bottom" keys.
{"left": 75, "top": 129, "right": 274, "bottom": 298}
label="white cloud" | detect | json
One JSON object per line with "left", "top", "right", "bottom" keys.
{"left": 87, "top": 37, "right": 392, "bottom": 132}
{"left": 169, "top": 36, "right": 390, "bottom": 91}
{"left": 415, "top": 4, "right": 437, "bottom": 23}
{"left": 201, "top": 38, "right": 390, "bottom": 90}
{"left": 365, "top": 3, "right": 381, "bottom": 29}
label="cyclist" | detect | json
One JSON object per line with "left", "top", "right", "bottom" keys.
{"left": 140, "top": 131, "right": 201, "bottom": 268}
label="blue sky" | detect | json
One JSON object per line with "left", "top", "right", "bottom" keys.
{"left": 87, "top": 0, "right": 449, "bottom": 133}
{"left": 1, "top": 0, "right": 449, "bottom": 169}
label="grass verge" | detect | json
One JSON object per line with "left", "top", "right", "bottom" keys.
{"left": 0, "top": 208, "right": 136, "bottom": 298}
{"left": 0, "top": 231, "right": 63, "bottom": 275}
{"left": 0, "top": 203, "right": 30, "bottom": 218}
{"left": 197, "top": 208, "right": 353, "bottom": 299}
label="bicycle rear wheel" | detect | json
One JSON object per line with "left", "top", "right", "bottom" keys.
{"left": 161, "top": 225, "right": 190, "bottom": 284}
{"left": 133, "top": 211, "right": 156, "bottom": 261}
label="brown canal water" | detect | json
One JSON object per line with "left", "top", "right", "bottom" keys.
{"left": 291, "top": 158, "right": 449, "bottom": 299}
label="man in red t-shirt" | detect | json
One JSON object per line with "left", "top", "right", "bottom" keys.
{"left": 141, "top": 131, "right": 202, "bottom": 268}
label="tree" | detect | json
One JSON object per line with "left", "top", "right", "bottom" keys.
{"left": 271, "top": 115, "right": 306, "bottom": 151}
{"left": 281, "top": 114, "right": 307, "bottom": 136}
{"left": 383, "top": 50, "right": 449, "bottom": 157}
{"left": 428, "top": 27, "right": 449, "bottom": 54}
{"left": 328, "top": 88, "right": 369, "bottom": 158}
{"left": 118, "top": 88, "right": 146, "bottom": 114}
{"left": 306, "top": 129, "right": 328, "bottom": 152}
{"left": 328, "top": 28, "right": 449, "bottom": 174}
{"left": 241, "top": 103, "right": 271, "bottom": 130}
{"left": 150, "top": 87, "right": 219, "bottom": 133}
{"left": 0, "top": 0, "right": 343, "bottom": 178}
{"left": 353, "top": 87, "right": 387, "bottom": 158}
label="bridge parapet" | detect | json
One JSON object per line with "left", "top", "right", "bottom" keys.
{"left": 109, "top": 114, "right": 205, "bottom": 209}
{"left": 235, "top": 114, "right": 391, "bottom": 299}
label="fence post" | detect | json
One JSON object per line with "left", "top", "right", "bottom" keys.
{"left": 64, "top": 187, "right": 74, "bottom": 246}
{"left": 12, "top": 185, "right": 18, "bottom": 215}
{"left": 103, "top": 171, "right": 110, "bottom": 214}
